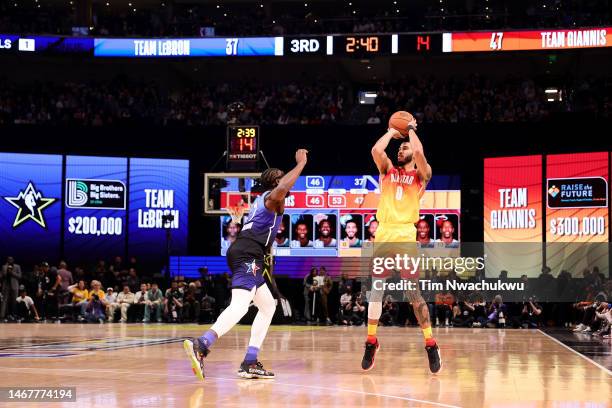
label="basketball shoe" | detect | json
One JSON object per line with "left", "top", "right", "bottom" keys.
{"left": 361, "top": 340, "right": 380, "bottom": 371}
{"left": 183, "top": 338, "right": 210, "bottom": 381}
{"left": 238, "top": 361, "right": 275, "bottom": 379}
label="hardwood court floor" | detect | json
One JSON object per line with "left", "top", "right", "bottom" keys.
{"left": 0, "top": 324, "right": 610, "bottom": 408}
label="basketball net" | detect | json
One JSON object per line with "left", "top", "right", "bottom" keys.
{"left": 226, "top": 203, "right": 247, "bottom": 224}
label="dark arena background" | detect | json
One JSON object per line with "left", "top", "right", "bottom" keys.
{"left": 0, "top": 1, "right": 611, "bottom": 407}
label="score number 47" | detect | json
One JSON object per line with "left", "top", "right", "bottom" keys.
{"left": 490, "top": 32, "right": 504, "bottom": 50}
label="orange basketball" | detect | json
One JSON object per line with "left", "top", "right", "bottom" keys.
{"left": 388, "top": 111, "right": 414, "bottom": 137}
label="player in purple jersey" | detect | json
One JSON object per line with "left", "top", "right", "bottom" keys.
{"left": 184, "top": 149, "right": 308, "bottom": 380}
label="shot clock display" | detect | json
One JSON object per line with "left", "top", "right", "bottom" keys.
{"left": 227, "top": 125, "right": 260, "bottom": 169}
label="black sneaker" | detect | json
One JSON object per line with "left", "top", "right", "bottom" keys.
{"left": 425, "top": 343, "right": 442, "bottom": 373}
{"left": 183, "top": 338, "right": 210, "bottom": 381}
{"left": 238, "top": 361, "right": 275, "bottom": 379}
{"left": 361, "top": 340, "right": 380, "bottom": 371}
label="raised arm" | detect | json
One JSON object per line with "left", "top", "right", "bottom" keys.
{"left": 371, "top": 129, "right": 400, "bottom": 175}
{"left": 407, "top": 120, "right": 432, "bottom": 184}
{"left": 265, "top": 149, "right": 308, "bottom": 212}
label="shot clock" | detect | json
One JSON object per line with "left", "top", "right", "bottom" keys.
{"left": 227, "top": 125, "right": 260, "bottom": 169}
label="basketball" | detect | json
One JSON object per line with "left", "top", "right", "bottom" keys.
{"left": 388, "top": 111, "right": 415, "bottom": 136}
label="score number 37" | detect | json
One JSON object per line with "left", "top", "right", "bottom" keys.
{"left": 226, "top": 38, "right": 239, "bottom": 55}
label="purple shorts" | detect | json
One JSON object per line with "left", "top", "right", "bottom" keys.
{"left": 227, "top": 238, "right": 267, "bottom": 291}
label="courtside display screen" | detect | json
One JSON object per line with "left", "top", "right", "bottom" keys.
{"left": 128, "top": 158, "right": 189, "bottom": 264}
{"left": 63, "top": 156, "right": 128, "bottom": 264}
{"left": 0, "top": 153, "right": 63, "bottom": 262}
{"left": 0, "top": 152, "right": 189, "bottom": 265}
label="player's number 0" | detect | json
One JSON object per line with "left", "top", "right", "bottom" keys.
{"left": 395, "top": 186, "right": 403, "bottom": 200}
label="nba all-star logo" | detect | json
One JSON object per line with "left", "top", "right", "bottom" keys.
{"left": 4, "top": 181, "right": 56, "bottom": 228}
{"left": 245, "top": 259, "right": 260, "bottom": 276}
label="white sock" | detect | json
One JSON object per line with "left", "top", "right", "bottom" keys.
{"left": 210, "top": 288, "right": 255, "bottom": 337}
{"left": 368, "top": 301, "right": 382, "bottom": 321}
{"left": 248, "top": 284, "right": 277, "bottom": 349}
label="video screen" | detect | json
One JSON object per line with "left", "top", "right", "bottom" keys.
{"left": 219, "top": 174, "right": 461, "bottom": 257}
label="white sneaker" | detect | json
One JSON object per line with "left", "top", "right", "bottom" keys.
{"left": 573, "top": 324, "right": 586, "bottom": 332}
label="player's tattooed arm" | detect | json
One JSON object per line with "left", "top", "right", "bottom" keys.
{"left": 371, "top": 130, "right": 397, "bottom": 175}
{"left": 406, "top": 120, "right": 432, "bottom": 184}
{"left": 266, "top": 149, "right": 308, "bottom": 211}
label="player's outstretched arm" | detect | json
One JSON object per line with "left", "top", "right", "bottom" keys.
{"left": 371, "top": 129, "right": 399, "bottom": 175}
{"left": 266, "top": 149, "right": 308, "bottom": 211}
{"left": 407, "top": 120, "right": 432, "bottom": 183}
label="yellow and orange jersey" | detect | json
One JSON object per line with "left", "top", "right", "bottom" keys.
{"left": 376, "top": 167, "right": 424, "bottom": 225}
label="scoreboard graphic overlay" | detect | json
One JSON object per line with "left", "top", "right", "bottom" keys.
{"left": 443, "top": 27, "right": 611, "bottom": 52}
{"left": 219, "top": 174, "right": 460, "bottom": 257}
{"left": 5, "top": 26, "right": 609, "bottom": 58}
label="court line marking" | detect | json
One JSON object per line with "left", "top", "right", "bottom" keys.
{"left": 537, "top": 329, "right": 612, "bottom": 376}
{"left": 0, "top": 367, "right": 462, "bottom": 408}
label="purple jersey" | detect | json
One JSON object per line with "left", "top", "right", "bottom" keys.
{"left": 238, "top": 191, "right": 282, "bottom": 248}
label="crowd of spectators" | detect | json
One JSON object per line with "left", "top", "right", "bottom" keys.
{"left": 369, "top": 76, "right": 612, "bottom": 124}
{"left": 300, "top": 263, "right": 611, "bottom": 338}
{"left": 0, "top": 80, "right": 347, "bottom": 126}
{"left": 1, "top": 255, "right": 610, "bottom": 338}
{"left": 0, "top": 1, "right": 609, "bottom": 37}
{"left": 0, "top": 256, "right": 230, "bottom": 324}
{"left": 0, "top": 76, "right": 609, "bottom": 127}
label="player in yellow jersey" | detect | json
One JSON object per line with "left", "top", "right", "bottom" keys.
{"left": 361, "top": 119, "right": 441, "bottom": 374}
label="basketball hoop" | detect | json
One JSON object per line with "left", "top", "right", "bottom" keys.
{"left": 226, "top": 204, "right": 247, "bottom": 224}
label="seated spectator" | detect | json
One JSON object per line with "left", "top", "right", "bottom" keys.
{"left": 352, "top": 292, "right": 367, "bottom": 326}
{"left": 572, "top": 295, "right": 600, "bottom": 333}
{"left": 380, "top": 295, "right": 398, "bottom": 326}
{"left": 164, "top": 281, "right": 184, "bottom": 323}
{"left": 200, "top": 291, "right": 216, "bottom": 324}
{"left": 595, "top": 303, "right": 611, "bottom": 338}
{"left": 182, "top": 282, "right": 200, "bottom": 323}
{"left": 126, "top": 268, "right": 140, "bottom": 292}
{"left": 67, "top": 280, "right": 89, "bottom": 320}
{"left": 132, "top": 283, "right": 148, "bottom": 322}
{"left": 108, "top": 285, "right": 134, "bottom": 323}
{"left": 143, "top": 283, "right": 163, "bottom": 323}
{"left": 434, "top": 292, "right": 455, "bottom": 326}
{"left": 470, "top": 296, "right": 489, "bottom": 328}
{"left": 15, "top": 287, "right": 40, "bottom": 322}
{"left": 452, "top": 299, "right": 476, "bottom": 327}
{"left": 104, "top": 287, "right": 117, "bottom": 321}
{"left": 82, "top": 280, "right": 107, "bottom": 323}
{"left": 517, "top": 297, "right": 543, "bottom": 329}
{"left": 339, "top": 287, "right": 354, "bottom": 325}
{"left": 486, "top": 295, "right": 508, "bottom": 328}
{"left": 57, "top": 261, "right": 73, "bottom": 304}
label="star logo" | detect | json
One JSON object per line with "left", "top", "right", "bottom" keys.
{"left": 245, "top": 259, "right": 260, "bottom": 276}
{"left": 4, "top": 181, "right": 57, "bottom": 228}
